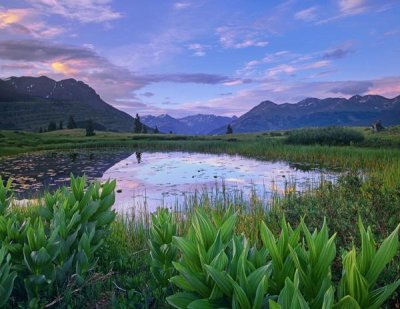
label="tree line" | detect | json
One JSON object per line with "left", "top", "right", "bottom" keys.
{"left": 40, "top": 116, "right": 95, "bottom": 136}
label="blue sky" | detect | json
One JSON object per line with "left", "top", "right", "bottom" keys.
{"left": 0, "top": 0, "right": 399, "bottom": 117}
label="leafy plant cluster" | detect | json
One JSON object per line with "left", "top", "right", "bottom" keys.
{"left": 150, "top": 207, "right": 400, "bottom": 308}
{"left": 0, "top": 175, "right": 116, "bottom": 307}
{"left": 286, "top": 126, "right": 365, "bottom": 146}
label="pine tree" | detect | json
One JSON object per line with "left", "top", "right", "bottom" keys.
{"left": 67, "top": 116, "right": 77, "bottom": 129}
{"left": 48, "top": 121, "right": 57, "bottom": 132}
{"left": 154, "top": 126, "right": 159, "bottom": 134}
{"left": 59, "top": 121, "right": 63, "bottom": 130}
{"left": 86, "top": 119, "right": 95, "bottom": 136}
{"left": 39, "top": 127, "right": 43, "bottom": 133}
{"left": 226, "top": 124, "right": 233, "bottom": 134}
{"left": 134, "top": 113, "right": 143, "bottom": 133}
{"left": 141, "top": 125, "right": 148, "bottom": 134}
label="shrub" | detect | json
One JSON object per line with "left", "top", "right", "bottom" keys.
{"left": 286, "top": 126, "right": 365, "bottom": 146}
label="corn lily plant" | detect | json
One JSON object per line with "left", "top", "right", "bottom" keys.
{"left": 0, "top": 247, "right": 17, "bottom": 307}
{"left": 149, "top": 208, "right": 178, "bottom": 290}
{"left": 0, "top": 176, "right": 117, "bottom": 307}
{"left": 158, "top": 208, "right": 400, "bottom": 309}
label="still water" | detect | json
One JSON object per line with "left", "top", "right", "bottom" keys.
{"left": 0, "top": 150, "right": 338, "bottom": 213}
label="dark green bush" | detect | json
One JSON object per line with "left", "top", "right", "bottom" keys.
{"left": 286, "top": 126, "right": 365, "bottom": 146}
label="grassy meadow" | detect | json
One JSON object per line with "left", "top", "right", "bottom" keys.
{"left": 0, "top": 126, "right": 399, "bottom": 307}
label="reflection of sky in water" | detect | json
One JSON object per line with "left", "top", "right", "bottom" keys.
{"left": 0, "top": 150, "right": 338, "bottom": 213}
{"left": 101, "top": 152, "right": 338, "bottom": 213}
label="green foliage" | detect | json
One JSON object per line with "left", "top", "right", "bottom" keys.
{"left": 164, "top": 209, "right": 399, "bottom": 309}
{"left": 286, "top": 126, "right": 365, "bottom": 146}
{"left": 0, "top": 247, "right": 17, "bottom": 307}
{"left": 0, "top": 176, "right": 13, "bottom": 215}
{"left": 149, "top": 209, "right": 178, "bottom": 290}
{"left": 0, "top": 176, "right": 117, "bottom": 307}
{"left": 336, "top": 220, "right": 400, "bottom": 309}
{"left": 260, "top": 217, "right": 300, "bottom": 294}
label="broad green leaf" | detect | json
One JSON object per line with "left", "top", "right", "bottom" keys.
{"left": 167, "top": 292, "right": 199, "bottom": 309}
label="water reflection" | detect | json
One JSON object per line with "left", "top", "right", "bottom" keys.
{"left": 135, "top": 152, "right": 142, "bottom": 164}
{"left": 101, "top": 152, "right": 338, "bottom": 213}
{"left": 0, "top": 150, "right": 132, "bottom": 197}
{"left": 0, "top": 150, "right": 338, "bottom": 213}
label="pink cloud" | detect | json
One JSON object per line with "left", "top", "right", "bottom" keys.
{"left": 0, "top": 8, "right": 64, "bottom": 38}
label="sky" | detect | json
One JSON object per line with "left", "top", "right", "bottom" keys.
{"left": 0, "top": 0, "right": 399, "bottom": 117}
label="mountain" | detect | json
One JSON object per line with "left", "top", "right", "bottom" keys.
{"left": 141, "top": 114, "right": 187, "bottom": 134}
{"left": 141, "top": 114, "right": 236, "bottom": 135}
{"left": 0, "top": 76, "right": 135, "bottom": 132}
{"left": 212, "top": 95, "right": 400, "bottom": 134}
{"left": 179, "top": 114, "right": 237, "bottom": 135}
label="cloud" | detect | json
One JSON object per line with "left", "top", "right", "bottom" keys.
{"left": 174, "top": 2, "right": 191, "bottom": 10}
{"left": 266, "top": 60, "right": 330, "bottom": 77}
{"left": 51, "top": 61, "right": 78, "bottom": 75}
{"left": 216, "top": 26, "right": 269, "bottom": 49}
{"left": 323, "top": 41, "right": 355, "bottom": 60}
{"left": 0, "top": 8, "right": 64, "bottom": 38}
{"left": 141, "top": 73, "right": 244, "bottom": 85}
{"left": 141, "top": 92, "right": 155, "bottom": 97}
{"left": 295, "top": 7, "right": 318, "bottom": 22}
{"left": 0, "top": 39, "right": 250, "bottom": 115}
{"left": 188, "top": 43, "right": 207, "bottom": 56}
{"left": 0, "top": 40, "right": 100, "bottom": 62}
{"left": 338, "top": 0, "right": 367, "bottom": 14}
{"left": 1, "top": 63, "right": 37, "bottom": 70}
{"left": 330, "top": 81, "right": 373, "bottom": 95}
{"left": 26, "top": 0, "right": 122, "bottom": 23}
{"left": 323, "top": 48, "right": 352, "bottom": 59}
{"left": 315, "top": 0, "right": 394, "bottom": 24}
{"left": 266, "top": 64, "right": 297, "bottom": 77}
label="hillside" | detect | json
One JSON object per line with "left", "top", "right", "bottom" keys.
{"left": 212, "top": 95, "right": 400, "bottom": 134}
{"left": 0, "top": 76, "right": 135, "bottom": 132}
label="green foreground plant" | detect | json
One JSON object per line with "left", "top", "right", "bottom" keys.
{"left": 0, "top": 175, "right": 116, "bottom": 307}
{"left": 148, "top": 208, "right": 400, "bottom": 308}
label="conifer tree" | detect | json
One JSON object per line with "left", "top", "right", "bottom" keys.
{"left": 67, "top": 116, "right": 77, "bottom": 129}
{"left": 86, "top": 119, "right": 95, "bottom": 136}
{"left": 134, "top": 113, "right": 143, "bottom": 133}
{"left": 226, "top": 124, "right": 233, "bottom": 134}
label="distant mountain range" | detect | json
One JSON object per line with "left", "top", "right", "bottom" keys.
{"left": 211, "top": 95, "right": 400, "bottom": 134}
{"left": 1, "top": 75, "right": 399, "bottom": 134}
{"left": 141, "top": 114, "right": 236, "bottom": 135}
{"left": 0, "top": 76, "right": 135, "bottom": 132}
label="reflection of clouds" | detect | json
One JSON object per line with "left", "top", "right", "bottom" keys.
{"left": 224, "top": 178, "right": 245, "bottom": 183}
{"left": 100, "top": 151, "right": 338, "bottom": 213}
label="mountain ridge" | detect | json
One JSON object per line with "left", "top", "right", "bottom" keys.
{"left": 0, "top": 76, "right": 135, "bottom": 132}
{"left": 212, "top": 94, "right": 400, "bottom": 134}
{"left": 141, "top": 113, "right": 236, "bottom": 135}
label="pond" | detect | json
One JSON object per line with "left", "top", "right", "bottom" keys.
{"left": 0, "top": 150, "right": 338, "bottom": 213}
